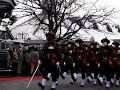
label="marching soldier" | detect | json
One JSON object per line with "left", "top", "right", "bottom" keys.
{"left": 11, "top": 47, "right": 19, "bottom": 75}
{"left": 75, "top": 38, "right": 87, "bottom": 87}
{"left": 17, "top": 47, "right": 23, "bottom": 75}
{"left": 111, "top": 41, "right": 120, "bottom": 87}
{"left": 38, "top": 31, "right": 61, "bottom": 90}
{"left": 61, "top": 39, "right": 77, "bottom": 84}
{"left": 60, "top": 41, "right": 67, "bottom": 80}
{"left": 98, "top": 38, "right": 112, "bottom": 88}
{"left": 87, "top": 42, "right": 99, "bottom": 85}
{"left": 83, "top": 44, "right": 92, "bottom": 84}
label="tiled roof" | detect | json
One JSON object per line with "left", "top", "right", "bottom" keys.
{"left": 24, "top": 40, "right": 46, "bottom": 44}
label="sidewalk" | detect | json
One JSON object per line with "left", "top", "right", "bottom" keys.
{"left": 0, "top": 75, "right": 42, "bottom": 81}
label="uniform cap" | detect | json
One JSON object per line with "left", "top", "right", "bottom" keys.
{"left": 101, "top": 38, "right": 110, "bottom": 44}
{"left": 45, "top": 31, "right": 55, "bottom": 37}
{"left": 112, "top": 41, "right": 119, "bottom": 46}
{"left": 75, "top": 38, "right": 84, "bottom": 44}
{"left": 67, "top": 39, "right": 76, "bottom": 46}
{"left": 90, "top": 42, "right": 98, "bottom": 46}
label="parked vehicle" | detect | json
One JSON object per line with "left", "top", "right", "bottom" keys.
{"left": 0, "top": 49, "right": 12, "bottom": 77}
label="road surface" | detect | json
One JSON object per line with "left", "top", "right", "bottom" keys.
{"left": 0, "top": 75, "right": 119, "bottom": 90}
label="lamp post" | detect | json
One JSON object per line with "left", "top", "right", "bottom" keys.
{"left": 16, "top": 32, "right": 29, "bottom": 40}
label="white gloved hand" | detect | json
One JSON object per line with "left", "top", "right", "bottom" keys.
{"left": 56, "top": 62, "right": 60, "bottom": 68}
{"left": 87, "top": 63, "right": 89, "bottom": 66}
{"left": 64, "top": 62, "right": 66, "bottom": 65}
{"left": 75, "top": 43, "right": 79, "bottom": 47}
{"left": 73, "top": 63, "right": 75, "bottom": 67}
{"left": 118, "top": 50, "right": 120, "bottom": 54}
{"left": 98, "top": 63, "right": 100, "bottom": 67}
{"left": 38, "top": 60, "right": 41, "bottom": 65}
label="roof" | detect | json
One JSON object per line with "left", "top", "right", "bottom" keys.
{"left": 0, "top": 26, "right": 14, "bottom": 40}
{"left": 24, "top": 40, "right": 46, "bottom": 44}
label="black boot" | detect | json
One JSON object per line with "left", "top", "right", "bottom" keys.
{"left": 97, "top": 78, "right": 102, "bottom": 86}
{"left": 87, "top": 79, "right": 90, "bottom": 83}
{"left": 110, "top": 81, "right": 114, "bottom": 86}
{"left": 80, "top": 85, "right": 84, "bottom": 87}
{"left": 38, "top": 83, "right": 45, "bottom": 89}
{"left": 106, "top": 87, "right": 110, "bottom": 89}
{"left": 56, "top": 82, "right": 59, "bottom": 86}
{"left": 46, "top": 77, "right": 49, "bottom": 81}
{"left": 71, "top": 75, "right": 76, "bottom": 82}
{"left": 61, "top": 74, "right": 65, "bottom": 79}
{"left": 70, "top": 81, "right": 74, "bottom": 84}
{"left": 49, "top": 88, "right": 56, "bottom": 90}
{"left": 115, "top": 85, "right": 119, "bottom": 87}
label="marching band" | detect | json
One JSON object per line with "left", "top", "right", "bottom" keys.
{"left": 38, "top": 31, "right": 120, "bottom": 90}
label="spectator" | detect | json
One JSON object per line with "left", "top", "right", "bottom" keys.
{"left": 24, "top": 48, "right": 31, "bottom": 75}
{"left": 17, "top": 47, "right": 23, "bottom": 75}
{"left": 30, "top": 46, "right": 39, "bottom": 75}
{"left": 11, "top": 47, "right": 19, "bottom": 75}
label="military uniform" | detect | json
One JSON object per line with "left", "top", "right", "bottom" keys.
{"left": 98, "top": 38, "right": 112, "bottom": 88}
{"left": 61, "top": 40, "right": 77, "bottom": 84}
{"left": 111, "top": 42, "right": 120, "bottom": 87}
{"left": 75, "top": 39, "right": 87, "bottom": 86}
{"left": 59, "top": 42, "right": 67, "bottom": 80}
{"left": 38, "top": 31, "right": 61, "bottom": 90}
{"left": 86, "top": 42, "right": 99, "bottom": 85}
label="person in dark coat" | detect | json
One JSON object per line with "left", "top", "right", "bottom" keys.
{"left": 60, "top": 39, "right": 77, "bottom": 84}
{"left": 98, "top": 38, "right": 112, "bottom": 88}
{"left": 75, "top": 38, "right": 87, "bottom": 87}
{"left": 38, "top": 31, "right": 61, "bottom": 90}
{"left": 11, "top": 47, "right": 19, "bottom": 75}
{"left": 111, "top": 41, "right": 120, "bottom": 87}
{"left": 86, "top": 42, "right": 99, "bottom": 85}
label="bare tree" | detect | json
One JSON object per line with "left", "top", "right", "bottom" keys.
{"left": 115, "top": 25, "right": 120, "bottom": 33}
{"left": 14, "top": 0, "right": 118, "bottom": 40}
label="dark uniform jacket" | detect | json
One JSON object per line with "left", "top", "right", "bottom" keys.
{"left": 41, "top": 41, "right": 60, "bottom": 66}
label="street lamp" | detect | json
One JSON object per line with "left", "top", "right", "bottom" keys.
{"left": 16, "top": 32, "right": 29, "bottom": 39}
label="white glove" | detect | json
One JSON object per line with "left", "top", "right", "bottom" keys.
{"left": 118, "top": 50, "right": 120, "bottom": 53}
{"left": 75, "top": 43, "right": 79, "bottom": 47}
{"left": 98, "top": 63, "right": 100, "bottom": 67}
{"left": 38, "top": 60, "right": 41, "bottom": 65}
{"left": 64, "top": 62, "right": 66, "bottom": 65}
{"left": 73, "top": 63, "right": 75, "bottom": 67}
{"left": 56, "top": 62, "right": 60, "bottom": 68}
{"left": 87, "top": 63, "right": 89, "bottom": 66}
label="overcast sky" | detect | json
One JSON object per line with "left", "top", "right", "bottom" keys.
{"left": 10, "top": 0, "right": 120, "bottom": 41}
{"left": 98, "top": 0, "right": 120, "bottom": 9}
{"left": 13, "top": 0, "right": 120, "bottom": 24}
{"left": 96, "top": 0, "right": 120, "bottom": 24}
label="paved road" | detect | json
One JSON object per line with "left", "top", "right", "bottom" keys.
{"left": 0, "top": 75, "right": 120, "bottom": 90}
